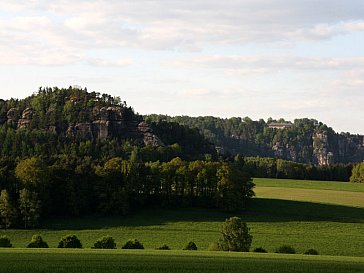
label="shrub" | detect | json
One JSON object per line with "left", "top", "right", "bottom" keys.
{"left": 57, "top": 235, "right": 82, "bottom": 248}
{"left": 121, "top": 239, "right": 144, "bottom": 249}
{"left": 218, "top": 217, "right": 252, "bottom": 252}
{"left": 208, "top": 242, "right": 221, "bottom": 251}
{"left": 183, "top": 241, "right": 197, "bottom": 250}
{"left": 27, "top": 235, "right": 48, "bottom": 248}
{"left": 253, "top": 247, "right": 267, "bottom": 253}
{"left": 156, "top": 244, "right": 170, "bottom": 250}
{"left": 93, "top": 236, "right": 116, "bottom": 249}
{"left": 304, "top": 248, "right": 319, "bottom": 255}
{"left": 275, "top": 245, "right": 296, "bottom": 254}
{"left": 0, "top": 235, "right": 12, "bottom": 247}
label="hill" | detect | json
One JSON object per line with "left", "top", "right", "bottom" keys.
{"left": 145, "top": 115, "right": 364, "bottom": 165}
{"left": 0, "top": 87, "right": 215, "bottom": 160}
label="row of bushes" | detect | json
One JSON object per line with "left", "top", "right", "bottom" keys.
{"left": 0, "top": 235, "right": 198, "bottom": 250}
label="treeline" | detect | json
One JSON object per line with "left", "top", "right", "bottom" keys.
{"left": 0, "top": 156, "right": 254, "bottom": 229}
{"left": 243, "top": 157, "right": 353, "bottom": 182}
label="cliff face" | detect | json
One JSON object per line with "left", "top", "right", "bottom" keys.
{"left": 4, "top": 105, "right": 163, "bottom": 147}
{"left": 271, "top": 130, "right": 364, "bottom": 165}
{"left": 145, "top": 115, "right": 364, "bottom": 166}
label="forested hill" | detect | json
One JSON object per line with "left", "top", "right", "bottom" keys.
{"left": 0, "top": 87, "right": 214, "bottom": 161}
{"left": 1, "top": 87, "right": 363, "bottom": 165}
{"left": 144, "top": 115, "right": 364, "bottom": 165}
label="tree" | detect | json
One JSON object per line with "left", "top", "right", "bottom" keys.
{"left": 218, "top": 217, "right": 252, "bottom": 252}
{"left": 121, "top": 239, "right": 144, "bottom": 249}
{"left": 350, "top": 163, "right": 364, "bottom": 183}
{"left": 216, "top": 164, "right": 254, "bottom": 211}
{"left": 93, "top": 235, "right": 116, "bottom": 249}
{"left": 183, "top": 241, "right": 197, "bottom": 250}
{"left": 0, "top": 235, "right": 12, "bottom": 247}
{"left": 0, "top": 189, "right": 17, "bottom": 229}
{"left": 19, "top": 189, "right": 41, "bottom": 229}
{"left": 58, "top": 235, "right": 82, "bottom": 248}
{"left": 15, "top": 157, "right": 49, "bottom": 188}
{"left": 27, "top": 235, "right": 49, "bottom": 248}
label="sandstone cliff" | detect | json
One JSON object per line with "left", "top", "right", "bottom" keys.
{"left": 4, "top": 105, "right": 163, "bottom": 147}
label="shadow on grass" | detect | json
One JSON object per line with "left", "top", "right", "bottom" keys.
{"left": 43, "top": 198, "right": 364, "bottom": 230}
{"left": 245, "top": 198, "right": 364, "bottom": 223}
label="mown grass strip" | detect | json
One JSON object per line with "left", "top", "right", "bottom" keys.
{"left": 1, "top": 249, "right": 364, "bottom": 273}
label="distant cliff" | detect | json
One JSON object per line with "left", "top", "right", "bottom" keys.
{"left": 0, "top": 87, "right": 163, "bottom": 148}
{"left": 145, "top": 115, "right": 364, "bottom": 165}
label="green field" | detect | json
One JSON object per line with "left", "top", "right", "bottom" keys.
{"left": 1, "top": 178, "right": 364, "bottom": 272}
{"left": 1, "top": 249, "right": 364, "bottom": 273}
{"left": 253, "top": 178, "right": 364, "bottom": 192}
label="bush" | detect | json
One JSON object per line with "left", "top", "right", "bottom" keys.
{"left": 253, "top": 247, "right": 267, "bottom": 253}
{"left": 27, "top": 235, "right": 48, "bottom": 248}
{"left": 57, "top": 235, "right": 82, "bottom": 248}
{"left": 304, "top": 248, "right": 319, "bottom": 255}
{"left": 275, "top": 245, "right": 296, "bottom": 254}
{"left": 183, "top": 241, "right": 197, "bottom": 250}
{"left": 121, "top": 239, "right": 144, "bottom": 249}
{"left": 0, "top": 235, "right": 12, "bottom": 247}
{"left": 93, "top": 236, "right": 116, "bottom": 249}
{"left": 155, "top": 244, "right": 170, "bottom": 250}
{"left": 218, "top": 217, "right": 252, "bottom": 252}
{"left": 208, "top": 242, "right": 221, "bottom": 251}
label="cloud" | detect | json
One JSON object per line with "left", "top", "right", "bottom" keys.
{"left": 169, "top": 55, "right": 364, "bottom": 75}
{"left": 86, "top": 58, "right": 133, "bottom": 67}
{"left": 1, "top": 0, "right": 364, "bottom": 65}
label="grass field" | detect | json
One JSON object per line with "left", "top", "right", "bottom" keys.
{"left": 1, "top": 178, "right": 364, "bottom": 258}
{"left": 253, "top": 178, "right": 364, "bottom": 192}
{"left": 1, "top": 249, "right": 364, "bottom": 273}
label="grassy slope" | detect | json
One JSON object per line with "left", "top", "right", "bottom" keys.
{"left": 254, "top": 187, "right": 364, "bottom": 208}
{"left": 1, "top": 249, "right": 364, "bottom": 273}
{"left": 1, "top": 179, "right": 364, "bottom": 257}
{"left": 253, "top": 178, "right": 364, "bottom": 192}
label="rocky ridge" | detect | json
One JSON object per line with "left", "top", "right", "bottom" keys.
{"left": 2, "top": 106, "right": 163, "bottom": 147}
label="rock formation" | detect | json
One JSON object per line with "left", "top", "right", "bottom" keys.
{"left": 17, "top": 108, "right": 33, "bottom": 129}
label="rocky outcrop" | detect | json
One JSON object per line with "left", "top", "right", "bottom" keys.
{"left": 138, "top": 121, "right": 164, "bottom": 146}
{"left": 336, "top": 133, "right": 364, "bottom": 163}
{"left": 17, "top": 108, "right": 33, "bottom": 129}
{"left": 63, "top": 106, "right": 162, "bottom": 146}
{"left": 6, "top": 108, "right": 19, "bottom": 125}
{"left": 312, "top": 131, "right": 334, "bottom": 165}
{"left": 91, "top": 106, "right": 127, "bottom": 140}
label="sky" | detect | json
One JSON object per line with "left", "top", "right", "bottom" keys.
{"left": 0, "top": 0, "right": 363, "bottom": 134}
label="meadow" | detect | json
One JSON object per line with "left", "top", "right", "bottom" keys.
{"left": 1, "top": 249, "right": 364, "bottom": 273}
{"left": 253, "top": 178, "right": 364, "bottom": 192}
{"left": 1, "top": 178, "right": 364, "bottom": 272}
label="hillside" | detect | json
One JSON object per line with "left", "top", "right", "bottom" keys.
{"left": 145, "top": 115, "right": 364, "bottom": 165}
{"left": 0, "top": 87, "right": 214, "bottom": 161}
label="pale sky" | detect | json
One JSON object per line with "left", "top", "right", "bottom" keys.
{"left": 0, "top": 0, "right": 363, "bottom": 134}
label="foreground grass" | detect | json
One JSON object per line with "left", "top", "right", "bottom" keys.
{"left": 1, "top": 249, "right": 364, "bottom": 273}
{"left": 2, "top": 201, "right": 364, "bottom": 256}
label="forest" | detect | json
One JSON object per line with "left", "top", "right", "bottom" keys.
{"left": 0, "top": 87, "right": 362, "bottom": 229}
